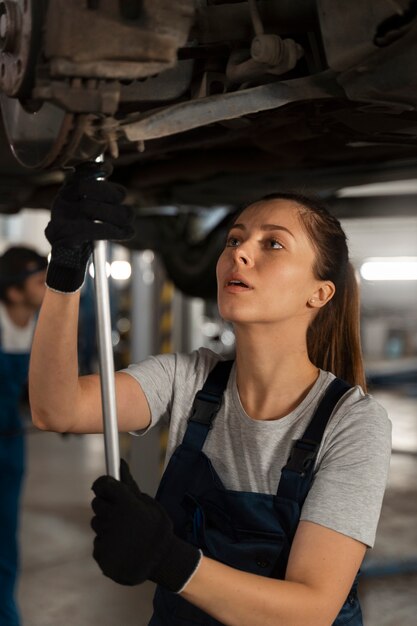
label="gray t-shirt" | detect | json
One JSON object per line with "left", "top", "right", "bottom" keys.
{"left": 122, "top": 347, "right": 391, "bottom": 548}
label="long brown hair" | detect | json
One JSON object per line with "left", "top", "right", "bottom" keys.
{"left": 258, "top": 192, "right": 366, "bottom": 390}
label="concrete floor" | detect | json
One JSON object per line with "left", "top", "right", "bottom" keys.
{"left": 18, "top": 431, "right": 155, "bottom": 626}
{"left": 17, "top": 387, "right": 417, "bottom": 626}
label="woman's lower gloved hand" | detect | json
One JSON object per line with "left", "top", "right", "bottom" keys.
{"left": 45, "top": 162, "right": 135, "bottom": 294}
{"left": 91, "top": 459, "right": 202, "bottom": 591}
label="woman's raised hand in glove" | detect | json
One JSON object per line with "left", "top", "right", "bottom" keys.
{"left": 45, "top": 162, "right": 135, "bottom": 293}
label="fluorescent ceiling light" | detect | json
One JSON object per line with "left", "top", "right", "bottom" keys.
{"left": 110, "top": 261, "right": 131, "bottom": 280}
{"left": 89, "top": 261, "right": 131, "bottom": 280}
{"left": 360, "top": 257, "right": 417, "bottom": 281}
{"left": 89, "top": 262, "right": 111, "bottom": 278}
{"left": 337, "top": 180, "right": 417, "bottom": 198}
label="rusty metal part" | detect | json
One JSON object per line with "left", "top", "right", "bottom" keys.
{"left": 55, "top": 114, "right": 106, "bottom": 167}
{"left": 33, "top": 79, "right": 121, "bottom": 115}
{"left": 193, "top": 0, "right": 317, "bottom": 44}
{"left": 248, "top": 0, "right": 264, "bottom": 36}
{"left": 375, "top": 1, "right": 417, "bottom": 46}
{"left": 226, "top": 50, "right": 267, "bottom": 83}
{"left": 34, "top": 62, "right": 194, "bottom": 114}
{"left": 0, "top": 0, "right": 88, "bottom": 169}
{"left": 338, "top": 20, "right": 417, "bottom": 112}
{"left": 192, "top": 71, "right": 227, "bottom": 98}
{"left": 44, "top": 0, "right": 195, "bottom": 80}
{"left": 0, "top": 93, "right": 106, "bottom": 169}
{"left": 119, "top": 60, "right": 194, "bottom": 103}
{"left": 0, "top": 0, "right": 19, "bottom": 54}
{"left": 121, "top": 71, "right": 344, "bottom": 142}
{"left": 251, "top": 34, "right": 304, "bottom": 69}
{"left": 226, "top": 35, "right": 304, "bottom": 84}
{"left": 317, "top": 0, "right": 410, "bottom": 71}
{"left": 0, "top": 0, "right": 45, "bottom": 98}
{"left": 0, "top": 93, "right": 73, "bottom": 168}
{"left": 49, "top": 59, "right": 174, "bottom": 82}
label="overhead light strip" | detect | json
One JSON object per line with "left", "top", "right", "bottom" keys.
{"left": 337, "top": 180, "right": 417, "bottom": 198}
{"left": 360, "top": 257, "right": 417, "bottom": 281}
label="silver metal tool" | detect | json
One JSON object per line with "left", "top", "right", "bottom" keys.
{"left": 91, "top": 155, "right": 120, "bottom": 479}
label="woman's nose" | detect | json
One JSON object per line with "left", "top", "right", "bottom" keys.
{"left": 232, "top": 244, "right": 253, "bottom": 266}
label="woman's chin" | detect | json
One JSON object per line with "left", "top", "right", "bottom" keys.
{"left": 218, "top": 306, "right": 252, "bottom": 325}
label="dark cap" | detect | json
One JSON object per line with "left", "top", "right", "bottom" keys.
{"left": 0, "top": 246, "right": 48, "bottom": 297}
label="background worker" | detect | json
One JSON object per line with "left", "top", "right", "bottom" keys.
{"left": 0, "top": 246, "right": 47, "bottom": 626}
{"left": 29, "top": 174, "right": 391, "bottom": 626}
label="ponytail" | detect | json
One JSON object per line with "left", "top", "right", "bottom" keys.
{"left": 307, "top": 262, "right": 367, "bottom": 390}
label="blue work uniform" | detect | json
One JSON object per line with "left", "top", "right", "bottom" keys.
{"left": 0, "top": 326, "right": 31, "bottom": 626}
{"left": 150, "top": 360, "right": 363, "bottom": 626}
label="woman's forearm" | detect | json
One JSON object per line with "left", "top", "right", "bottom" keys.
{"left": 181, "top": 556, "right": 333, "bottom": 626}
{"left": 29, "top": 287, "right": 82, "bottom": 431}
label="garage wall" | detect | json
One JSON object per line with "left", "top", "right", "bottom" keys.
{"left": 342, "top": 216, "right": 417, "bottom": 312}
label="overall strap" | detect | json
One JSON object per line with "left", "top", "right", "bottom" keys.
{"left": 277, "top": 378, "right": 351, "bottom": 502}
{"left": 182, "top": 360, "right": 234, "bottom": 451}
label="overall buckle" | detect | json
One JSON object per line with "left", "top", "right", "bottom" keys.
{"left": 285, "top": 439, "right": 319, "bottom": 474}
{"left": 189, "top": 391, "right": 222, "bottom": 427}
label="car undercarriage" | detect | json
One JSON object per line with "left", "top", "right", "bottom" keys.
{"left": 0, "top": 0, "right": 416, "bottom": 295}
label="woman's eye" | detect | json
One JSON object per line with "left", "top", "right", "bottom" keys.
{"left": 268, "top": 238, "right": 283, "bottom": 249}
{"left": 226, "top": 236, "right": 240, "bottom": 247}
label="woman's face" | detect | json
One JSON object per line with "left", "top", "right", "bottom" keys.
{"left": 216, "top": 199, "right": 331, "bottom": 327}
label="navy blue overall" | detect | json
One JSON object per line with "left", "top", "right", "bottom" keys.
{"left": 150, "top": 361, "right": 363, "bottom": 626}
{"left": 0, "top": 326, "right": 30, "bottom": 626}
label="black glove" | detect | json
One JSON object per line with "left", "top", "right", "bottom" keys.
{"left": 91, "top": 460, "right": 202, "bottom": 591}
{"left": 45, "top": 162, "right": 135, "bottom": 293}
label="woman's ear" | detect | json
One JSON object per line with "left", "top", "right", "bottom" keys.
{"left": 308, "top": 281, "right": 335, "bottom": 309}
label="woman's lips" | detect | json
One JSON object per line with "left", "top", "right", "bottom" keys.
{"left": 224, "top": 278, "right": 253, "bottom": 293}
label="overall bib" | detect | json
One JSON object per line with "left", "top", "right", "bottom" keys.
{"left": 0, "top": 331, "right": 29, "bottom": 626}
{"left": 150, "top": 361, "right": 363, "bottom": 626}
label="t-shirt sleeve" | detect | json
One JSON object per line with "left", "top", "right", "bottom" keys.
{"left": 120, "top": 348, "right": 222, "bottom": 436}
{"left": 300, "top": 393, "right": 392, "bottom": 548}
{"left": 121, "top": 353, "right": 177, "bottom": 433}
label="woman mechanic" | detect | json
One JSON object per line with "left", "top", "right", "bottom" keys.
{"left": 29, "top": 168, "right": 391, "bottom": 626}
